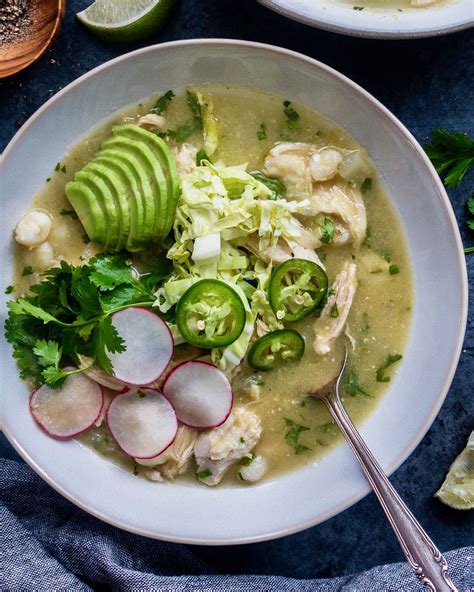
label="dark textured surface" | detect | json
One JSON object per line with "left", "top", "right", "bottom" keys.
{"left": 1, "top": 0, "right": 473, "bottom": 580}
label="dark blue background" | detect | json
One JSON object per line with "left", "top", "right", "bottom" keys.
{"left": 1, "top": 0, "right": 473, "bottom": 580}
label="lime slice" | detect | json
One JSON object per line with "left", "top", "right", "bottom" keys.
{"left": 77, "top": 0, "right": 175, "bottom": 43}
{"left": 435, "top": 431, "right": 474, "bottom": 510}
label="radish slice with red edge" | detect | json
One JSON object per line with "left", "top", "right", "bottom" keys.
{"left": 109, "top": 307, "right": 173, "bottom": 385}
{"left": 106, "top": 388, "right": 178, "bottom": 459}
{"left": 30, "top": 372, "right": 104, "bottom": 439}
{"left": 162, "top": 361, "right": 233, "bottom": 429}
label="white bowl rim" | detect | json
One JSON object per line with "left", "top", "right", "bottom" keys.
{"left": 0, "top": 38, "right": 468, "bottom": 545}
{"left": 258, "top": 0, "right": 474, "bottom": 39}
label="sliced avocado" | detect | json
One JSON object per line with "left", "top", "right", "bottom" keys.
{"left": 113, "top": 124, "right": 180, "bottom": 238}
{"left": 74, "top": 170, "right": 120, "bottom": 252}
{"left": 84, "top": 161, "right": 130, "bottom": 252}
{"left": 101, "top": 137, "right": 160, "bottom": 244}
{"left": 65, "top": 181, "right": 108, "bottom": 244}
{"left": 95, "top": 150, "right": 147, "bottom": 252}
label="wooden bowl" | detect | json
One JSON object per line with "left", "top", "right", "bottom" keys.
{"left": 0, "top": 0, "right": 66, "bottom": 78}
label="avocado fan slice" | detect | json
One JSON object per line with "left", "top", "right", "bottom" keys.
{"left": 74, "top": 170, "right": 121, "bottom": 252}
{"left": 65, "top": 180, "right": 108, "bottom": 244}
{"left": 83, "top": 160, "right": 130, "bottom": 252}
{"left": 95, "top": 150, "right": 147, "bottom": 252}
{"left": 101, "top": 137, "right": 160, "bottom": 245}
{"left": 113, "top": 124, "right": 180, "bottom": 239}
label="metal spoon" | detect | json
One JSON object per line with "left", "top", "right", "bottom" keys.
{"left": 308, "top": 349, "right": 457, "bottom": 591}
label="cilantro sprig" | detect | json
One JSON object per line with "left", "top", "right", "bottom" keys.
{"left": 284, "top": 417, "right": 311, "bottom": 454}
{"left": 4, "top": 254, "right": 171, "bottom": 388}
{"left": 376, "top": 354, "right": 402, "bottom": 383}
{"left": 150, "top": 90, "right": 175, "bottom": 115}
{"left": 424, "top": 130, "right": 474, "bottom": 188}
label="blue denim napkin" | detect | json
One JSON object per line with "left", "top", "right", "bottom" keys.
{"left": 1, "top": 458, "right": 472, "bottom": 591}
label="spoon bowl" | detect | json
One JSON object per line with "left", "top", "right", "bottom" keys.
{"left": 0, "top": 0, "right": 65, "bottom": 79}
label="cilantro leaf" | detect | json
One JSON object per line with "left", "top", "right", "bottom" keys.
{"left": 257, "top": 122, "right": 267, "bottom": 141}
{"left": 91, "top": 316, "right": 125, "bottom": 375}
{"left": 284, "top": 417, "right": 311, "bottom": 454}
{"left": 361, "top": 177, "right": 373, "bottom": 193}
{"left": 7, "top": 300, "right": 60, "bottom": 325}
{"left": 150, "top": 90, "right": 175, "bottom": 115}
{"left": 345, "top": 370, "right": 371, "bottom": 397}
{"left": 251, "top": 172, "right": 286, "bottom": 200}
{"left": 424, "top": 130, "right": 474, "bottom": 188}
{"left": 376, "top": 354, "right": 402, "bottom": 383}
{"left": 283, "top": 100, "right": 300, "bottom": 130}
{"left": 89, "top": 254, "right": 134, "bottom": 291}
{"left": 320, "top": 217, "right": 335, "bottom": 244}
{"left": 33, "top": 339, "right": 62, "bottom": 368}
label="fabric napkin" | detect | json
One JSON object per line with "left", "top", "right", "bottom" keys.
{"left": 1, "top": 458, "right": 472, "bottom": 591}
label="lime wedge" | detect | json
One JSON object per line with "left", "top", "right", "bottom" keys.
{"left": 435, "top": 431, "right": 474, "bottom": 510}
{"left": 77, "top": 0, "right": 175, "bottom": 43}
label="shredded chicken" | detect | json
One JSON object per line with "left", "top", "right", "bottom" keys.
{"left": 262, "top": 142, "right": 367, "bottom": 247}
{"left": 194, "top": 407, "right": 262, "bottom": 486}
{"left": 138, "top": 113, "right": 166, "bottom": 132}
{"left": 262, "top": 142, "right": 314, "bottom": 199}
{"left": 246, "top": 236, "right": 326, "bottom": 270}
{"left": 136, "top": 425, "right": 198, "bottom": 479}
{"left": 310, "top": 183, "right": 367, "bottom": 247}
{"left": 172, "top": 143, "right": 198, "bottom": 175}
{"left": 313, "top": 262, "right": 357, "bottom": 355}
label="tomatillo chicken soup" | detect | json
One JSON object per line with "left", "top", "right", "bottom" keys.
{"left": 6, "top": 85, "right": 412, "bottom": 486}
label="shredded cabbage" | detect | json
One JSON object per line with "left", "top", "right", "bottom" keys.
{"left": 154, "top": 160, "right": 313, "bottom": 370}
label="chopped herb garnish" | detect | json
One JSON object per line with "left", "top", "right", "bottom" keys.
{"left": 376, "top": 354, "right": 402, "bottom": 383}
{"left": 5, "top": 254, "right": 166, "bottom": 387}
{"left": 424, "top": 130, "right": 474, "bottom": 188}
{"left": 320, "top": 217, "right": 335, "bottom": 244}
{"left": 251, "top": 172, "right": 286, "bottom": 200}
{"left": 345, "top": 370, "right": 370, "bottom": 397}
{"left": 283, "top": 100, "right": 300, "bottom": 130}
{"left": 133, "top": 463, "right": 139, "bottom": 476}
{"left": 316, "top": 421, "right": 336, "bottom": 433}
{"left": 186, "top": 90, "right": 201, "bottom": 117}
{"left": 196, "top": 468, "right": 213, "bottom": 480}
{"left": 60, "top": 209, "right": 78, "bottom": 219}
{"left": 240, "top": 437, "right": 245, "bottom": 444}
{"left": 353, "top": 5, "right": 364, "bottom": 9}
{"left": 257, "top": 122, "right": 267, "bottom": 141}
{"left": 138, "top": 391, "right": 146, "bottom": 398}
{"left": 22, "top": 266, "right": 33, "bottom": 277}
{"left": 330, "top": 303, "right": 339, "bottom": 318}
{"left": 389, "top": 264, "right": 400, "bottom": 275}
{"left": 196, "top": 149, "right": 209, "bottom": 165}
{"left": 54, "top": 162, "right": 61, "bottom": 172}
{"left": 284, "top": 417, "right": 311, "bottom": 454}
{"left": 61, "top": 165, "right": 67, "bottom": 174}
{"left": 150, "top": 90, "right": 175, "bottom": 115}
{"left": 361, "top": 312, "right": 370, "bottom": 334}
{"left": 46, "top": 177, "right": 51, "bottom": 183}
{"left": 5, "top": 285, "right": 14, "bottom": 294}
{"left": 238, "top": 472, "right": 245, "bottom": 481}
{"left": 239, "top": 452, "right": 256, "bottom": 466}
{"left": 361, "top": 177, "right": 373, "bottom": 193}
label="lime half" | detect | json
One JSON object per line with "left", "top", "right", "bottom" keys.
{"left": 435, "top": 431, "right": 474, "bottom": 511}
{"left": 77, "top": 0, "right": 175, "bottom": 43}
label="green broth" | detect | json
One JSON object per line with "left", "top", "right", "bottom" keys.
{"left": 13, "top": 85, "right": 413, "bottom": 484}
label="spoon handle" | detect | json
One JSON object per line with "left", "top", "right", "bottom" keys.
{"left": 324, "top": 395, "right": 457, "bottom": 591}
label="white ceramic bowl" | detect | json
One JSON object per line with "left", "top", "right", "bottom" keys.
{"left": 259, "top": 0, "right": 473, "bottom": 39}
{"left": 0, "top": 40, "right": 467, "bottom": 544}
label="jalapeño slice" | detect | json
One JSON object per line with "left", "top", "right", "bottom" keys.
{"left": 176, "top": 279, "right": 246, "bottom": 348}
{"left": 269, "top": 258, "right": 328, "bottom": 322}
{"left": 247, "top": 329, "right": 305, "bottom": 371}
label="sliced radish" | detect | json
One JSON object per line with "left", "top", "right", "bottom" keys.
{"left": 162, "top": 361, "right": 233, "bottom": 429}
{"left": 106, "top": 388, "right": 177, "bottom": 459}
{"left": 109, "top": 307, "right": 173, "bottom": 385}
{"left": 30, "top": 372, "right": 104, "bottom": 439}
